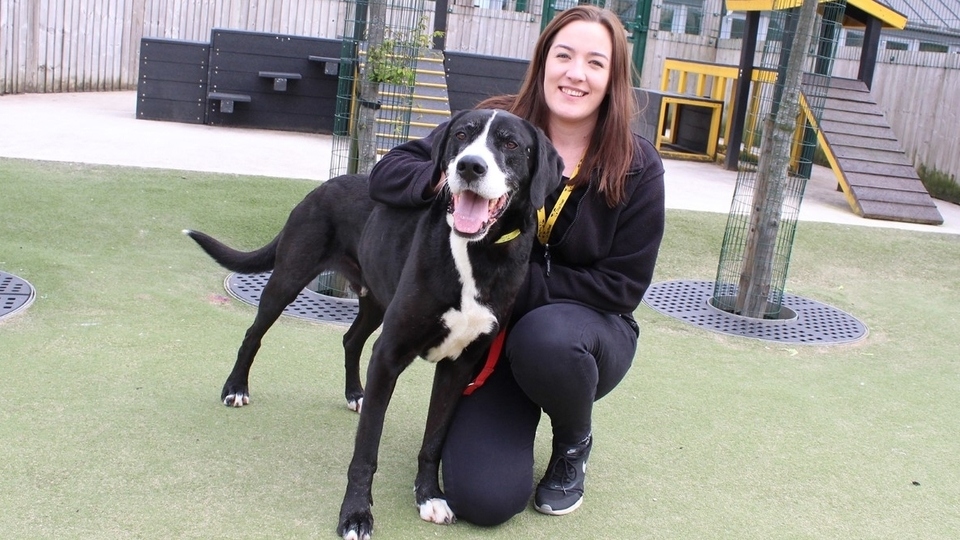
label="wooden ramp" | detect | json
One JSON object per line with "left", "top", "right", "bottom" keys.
{"left": 801, "top": 77, "right": 943, "bottom": 225}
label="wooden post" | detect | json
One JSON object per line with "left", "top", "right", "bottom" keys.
{"left": 724, "top": 11, "right": 759, "bottom": 171}
{"left": 859, "top": 17, "right": 882, "bottom": 90}
{"left": 433, "top": 0, "right": 448, "bottom": 51}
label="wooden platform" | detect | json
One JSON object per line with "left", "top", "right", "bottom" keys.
{"left": 802, "top": 77, "right": 943, "bottom": 225}
{"left": 205, "top": 30, "right": 341, "bottom": 133}
{"left": 136, "top": 38, "right": 210, "bottom": 124}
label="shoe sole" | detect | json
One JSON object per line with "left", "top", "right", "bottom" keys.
{"left": 534, "top": 496, "right": 583, "bottom": 516}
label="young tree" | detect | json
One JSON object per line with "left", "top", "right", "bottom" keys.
{"left": 734, "top": 0, "right": 819, "bottom": 318}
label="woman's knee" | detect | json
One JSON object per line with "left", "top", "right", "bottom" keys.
{"left": 441, "top": 367, "right": 539, "bottom": 526}
{"left": 446, "top": 476, "right": 532, "bottom": 526}
{"left": 508, "top": 305, "right": 635, "bottom": 387}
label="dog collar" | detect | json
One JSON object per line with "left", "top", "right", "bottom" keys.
{"left": 494, "top": 229, "right": 521, "bottom": 244}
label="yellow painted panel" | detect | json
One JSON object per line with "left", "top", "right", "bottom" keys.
{"left": 850, "top": 0, "right": 907, "bottom": 29}
{"left": 797, "top": 93, "right": 863, "bottom": 215}
{"left": 724, "top": 0, "right": 906, "bottom": 29}
{"left": 656, "top": 98, "right": 723, "bottom": 160}
{"left": 663, "top": 58, "right": 738, "bottom": 79}
{"left": 724, "top": 0, "right": 784, "bottom": 10}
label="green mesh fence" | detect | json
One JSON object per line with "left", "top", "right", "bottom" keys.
{"left": 712, "top": 0, "right": 844, "bottom": 319}
{"left": 331, "top": 0, "right": 428, "bottom": 177}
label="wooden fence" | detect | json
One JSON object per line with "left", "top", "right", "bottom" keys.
{"left": 0, "top": 0, "right": 537, "bottom": 94}
{"left": 2, "top": 0, "right": 959, "bottom": 180}
{"left": 0, "top": 0, "right": 345, "bottom": 94}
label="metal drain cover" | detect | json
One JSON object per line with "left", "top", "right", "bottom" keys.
{"left": 0, "top": 271, "right": 36, "bottom": 322}
{"left": 225, "top": 272, "right": 358, "bottom": 326}
{"left": 642, "top": 280, "right": 866, "bottom": 344}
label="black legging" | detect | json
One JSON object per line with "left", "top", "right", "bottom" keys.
{"left": 440, "top": 303, "right": 637, "bottom": 526}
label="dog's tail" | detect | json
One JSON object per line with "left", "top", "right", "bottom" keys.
{"left": 182, "top": 229, "right": 278, "bottom": 274}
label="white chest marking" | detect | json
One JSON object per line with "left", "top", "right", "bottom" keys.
{"left": 424, "top": 233, "right": 497, "bottom": 363}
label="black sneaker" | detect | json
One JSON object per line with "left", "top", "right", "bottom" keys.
{"left": 534, "top": 434, "right": 592, "bottom": 516}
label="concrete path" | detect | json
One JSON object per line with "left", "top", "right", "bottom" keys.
{"left": 2, "top": 90, "right": 958, "bottom": 235}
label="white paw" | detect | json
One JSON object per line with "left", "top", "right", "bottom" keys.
{"left": 418, "top": 498, "right": 456, "bottom": 525}
{"left": 341, "top": 530, "right": 370, "bottom": 540}
{"left": 347, "top": 397, "right": 363, "bottom": 413}
{"left": 223, "top": 393, "right": 249, "bottom": 407}
{"left": 342, "top": 530, "right": 370, "bottom": 540}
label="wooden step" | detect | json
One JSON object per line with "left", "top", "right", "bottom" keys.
{"left": 370, "top": 49, "right": 450, "bottom": 149}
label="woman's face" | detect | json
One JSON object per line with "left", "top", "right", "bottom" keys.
{"left": 542, "top": 20, "right": 613, "bottom": 128}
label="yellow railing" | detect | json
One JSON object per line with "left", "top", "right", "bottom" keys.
{"left": 659, "top": 58, "right": 778, "bottom": 159}
{"left": 660, "top": 58, "right": 857, "bottom": 212}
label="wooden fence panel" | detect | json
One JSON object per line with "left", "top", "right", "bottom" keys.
{"left": 445, "top": 7, "right": 540, "bottom": 59}
{"left": 0, "top": 0, "right": 350, "bottom": 94}
{"left": 1, "top": 0, "right": 23, "bottom": 94}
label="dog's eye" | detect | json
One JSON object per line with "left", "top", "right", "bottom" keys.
{"left": 504, "top": 140, "right": 518, "bottom": 150}
{"left": 455, "top": 131, "right": 467, "bottom": 141}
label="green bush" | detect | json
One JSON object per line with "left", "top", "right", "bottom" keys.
{"left": 918, "top": 164, "right": 960, "bottom": 204}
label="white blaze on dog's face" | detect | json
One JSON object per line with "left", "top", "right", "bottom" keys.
{"left": 444, "top": 111, "right": 514, "bottom": 240}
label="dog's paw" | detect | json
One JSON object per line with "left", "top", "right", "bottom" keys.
{"left": 418, "top": 498, "right": 456, "bottom": 525}
{"left": 222, "top": 392, "right": 250, "bottom": 407}
{"left": 222, "top": 381, "right": 250, "bottom": 407}
{"left": 347, "top": 397, "right": 363, "bottom": 414}
{"left": 337, "top": 509, "right": 373, "bottom": 540}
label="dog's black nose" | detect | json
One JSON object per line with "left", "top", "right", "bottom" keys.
{"left": 456, "top": 156, "right": 487, "bottom": 182}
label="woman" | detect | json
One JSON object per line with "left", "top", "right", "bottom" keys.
{"left": 368, "top": 5, "right": 665, "bottom": 526}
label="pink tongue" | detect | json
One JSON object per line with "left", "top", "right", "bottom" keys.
{"left": 453, "top": 192, "right": 489, "bottom": 234}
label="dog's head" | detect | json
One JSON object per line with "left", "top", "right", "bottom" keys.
{"left": 431, "top": 109, "right": 563, "bottom": 241}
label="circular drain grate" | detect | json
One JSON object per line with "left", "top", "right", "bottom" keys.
{"left": 642, "top": 280, "right": 867, "bottom": 344}
{"left": 0, "top": 271, "right": 36, "bottom": 322}
{"left": 225, "top": 272, "right": 358, "bottom": 326}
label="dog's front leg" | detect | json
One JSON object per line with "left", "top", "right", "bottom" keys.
{"left": 338, "top": 341, "right": 413, "bottom": 540}
{"left": 414, "top": 353, "right": 485, "bottom": 524}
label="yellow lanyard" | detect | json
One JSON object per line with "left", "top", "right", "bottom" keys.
{"left": 536, "top": 159, "right": 582, "bottom": 245}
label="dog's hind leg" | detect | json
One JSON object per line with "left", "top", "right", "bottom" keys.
{"left": 220, "top": 269, "right": 315, "bottom": 407}
{"left": 341, "top": 294, "right": 383, "bottom": 413}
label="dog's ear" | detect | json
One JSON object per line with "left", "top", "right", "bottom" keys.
{"left": 431, "top": 110, "right": 470, "bottom": 182}
{"left": 529, "top": 125, "right": 565, "bottom": 209}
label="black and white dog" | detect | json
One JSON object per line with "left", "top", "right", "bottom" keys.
{"left": 185, "top": 109, "right": 562, "bottom": 540}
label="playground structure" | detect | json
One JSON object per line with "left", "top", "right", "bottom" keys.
{"left": 668, "top": 0, "right": 944, "bottom": 321}
{"left": 645, "top": 0, "right": 943, "bottom": 227}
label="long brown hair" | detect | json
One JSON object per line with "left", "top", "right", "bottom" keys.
{"left": 476, "top": 5, "right": 638, "bottom": 207}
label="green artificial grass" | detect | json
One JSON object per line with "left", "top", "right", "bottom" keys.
{"left": 2, "top": 157, "right": 959, "bottom": 539}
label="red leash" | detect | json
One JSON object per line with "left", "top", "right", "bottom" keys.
{"left": 462, "top": 329, "right": 506, "bottom": 396}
